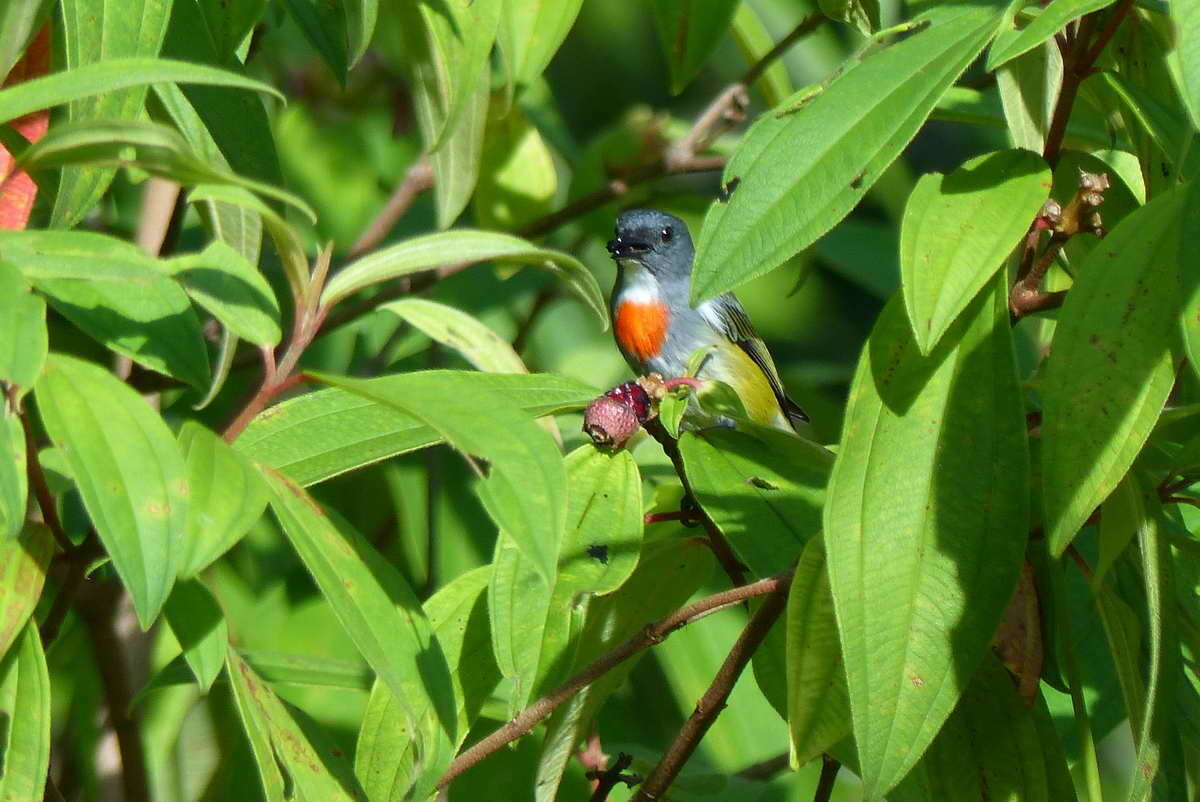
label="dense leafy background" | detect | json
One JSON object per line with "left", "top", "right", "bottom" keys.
{"left": 1, "top": 0, "right": 1198, "bottom": 800}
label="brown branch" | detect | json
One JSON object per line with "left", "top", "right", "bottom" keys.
{"left": 436, "top": 567, "right": 793, "bottom": 789}
{"left": 630, "top": 585, "right": 790, "bottom": 801}
{"left": 587, "top": 752, "right": 641, "bottom": 802}
{"left": 1083, "top": 0, "right": 1136, "bottom": 67}
{"left": 20, "top": 411, "right": 72, "bottom": 554}
{"left": 644, "top": 418, "right": 749, "bottom": 586}
{"left": 741, "top": 12, "right": 825, "bottom": 87}
{"left": 813, "top": 755, "right": 841, "bottom": 802}
{"left": 348, "top": 158, "right": 434, "bottom": 258}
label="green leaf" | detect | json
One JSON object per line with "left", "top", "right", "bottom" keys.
{"left": 986, "top": 0, "right": 1116, "bottom": 70}
{"left": 195, "top": 0, "right": 267, "bottom": 59}
{"left": 429, "top": 51, "right": 490, "bottom": 229}
{"left": 1, "top": 229, "right": 210, "bottom": 387}
{"left": 0, "top": 260, "right": 47, "bottom": 399}
{"left": 52, "top": 0, "right": 171, "bottom": 227}
{"left": 995, "top": 41, "right": 1063, "bottom": 152}
{"left": 1041, "top": 188, "right": 1183, "bottom": 555}
{"left": 138, "top": 650, "right": 374, "bottom": 702}
{"left": 178, "top": 421, "right": 269, "bottom": 577}
{"left": 236, "top": 371, "right": 596, "bottom": 486}
{"left": 226, "top": 647, "right": 366, "bottom": 802}
{"left": 889, "top": 657, "right": 1076, "bottom": 802}
{"left": 284, "top": 0, "right": 348, "bottom": 83}
{"left": 496, "top": 0, "right": 582, "bottom": 98}
{"left": 691, "top": 3, "right": 1003, "bottom": 303}
{"left": 1174, "top": 0, "right": 1200, "bottom": 130}
{"left": 474, "top": 102, "right": 558, "bottom": 230}
{"left": 731, "top": 3, "right": 793, "bottom": 108}
{"left": 16, "top": 119, "right": 316, "bottom": 222}
{"left": 397, "top": 0, "right": 501, "bottom": 150}
{"left": 819, "top": 0, "right": 880, "bottom": 35}
{"left": 0, "top": 413, "right": 25, "bottom": 542}
{"left": 0, "top": 57, "right": 284, "bottom": 126}
{"left": 381, "top": 299, "right": 526, "bottom": 373}
{"left": 165, "top": 240, "right": 282, "bottom": 347}
{"left": 1090, "top": 70, "right": 1194, "bottom": 176}
{"left": 1096, "top": 475, "right": 1139, "bottom": 585}
{"left": 900, "top": 149, "right": 1051, "bottom": 353}
{"left": 0, "top": 0, "right": 42, "bottom": 85}
{"left": 0, "top": 523, "right": 54, "bottom": 660}
{"left": 653, "top": 0, "right": 739, "bottom": 95}
{"left": 321, "top": 229, "right": 606, "bottom": 327}
{"left": 490, "top": 446, "right": 643, "bottom": 712}
{"left": 786, "top": 536, "right": 850, "bottom": 766}
{"left": 356, "top": 567, "right": 500, "bottom": 802}
{"left": 308, "top": 370, "right": 566, "bottom": 583}
{"left": 35, "top": 354, "right": 188, "bottom": 628}
{"left": 0, "top": 624, "right": 50, "bottom": 801}
{"left": 534, "top": 536, "right": 715, "bottom": 800}
{"left": 679, "top": 425, "right": 831, "bottom": 578}
{"left": 824, "top": 281, "right": 1029, "bottom": 796}
{"left": 261, "top": 469, "right": 456, "bottom": 793}
{"left": 163, "top": 578, "right": 228, "bottom": 692}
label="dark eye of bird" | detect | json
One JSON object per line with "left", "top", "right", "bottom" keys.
{"left": 661, "top": 226, "right": 673, "bottom": 243}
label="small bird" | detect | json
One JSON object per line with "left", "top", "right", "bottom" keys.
{"left": 606, "top": 209, "right": 807, "bottom": 431}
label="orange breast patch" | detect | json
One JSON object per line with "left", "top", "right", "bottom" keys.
{"left": 614, "top": 301, "right": 670, "bottom": 362}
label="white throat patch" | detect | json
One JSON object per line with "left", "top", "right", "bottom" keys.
{"left": 615, "top": 264, "right": 661, "bottom": 305}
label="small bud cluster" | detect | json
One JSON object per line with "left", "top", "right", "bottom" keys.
{"left": 583, "top": 381, "right": 654, "bottom": 449}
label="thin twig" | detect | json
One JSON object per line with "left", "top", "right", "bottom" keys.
{"left": 587, "top": 753, "right": 641, "bottom": 802}
{"left": 20, "top": 411, "right": 72, "bottom": 554}
{"left": 630, "top": 585, "right": 790, "bottom": 801}
{"left": 812, "top": 755, "right": 840, "bottom": 802}
{"left": 436, "top": 567, "right": 793, "bottom": 789}
{"left": 741, "top": 12, "right": 825, "bottom": 86}
{"left": 1083, "top": 0, "right": 1136, "bottom": 66}
{"left": 348, "top": 158, "right": 434, "bottom": 258}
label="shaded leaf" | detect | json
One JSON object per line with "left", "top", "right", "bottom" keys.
{"left": 0, "top": 414, "right": 25, "bottom": 542}
{"left": 1174, "top": 0, "right": 1200, "bottom": 130}
{"left": 0, "top": 624, "right": 50, "bottom": 801}
{"left": 382, "top": 298, "right": 526, "bottom": 373}
{"left": 284, "top": 0, "right": 348, "bottom": 83}
{"left": 163, "top": 577, "right": 228, "bottom": 692}
{"left": 692, "top": 3, "right": 1003, "bottom": 303}
{"left": 0, "top": 260, "right": 46, "bottom": 398}
{"left": 824, "top": 281, "right": 1029, "bottom": 796}
{"left": 35, "top": 354, "right": 188, "bottom": 627}
{"left": 653, "top": 0, "right": 739, "bottom": 94}
{"left": 165, "top": 240, "right": 282, "bottom": 347}
{"left": 178, "top": 421, "right": 269, "bottom": 576}
{"left": 474, "top": 102, "right": 557, "bottom": 230}
{"left": 820, "top": 0, "right": 879, "bottom": 35}
{"left": 1041, "top": 188, "right": 1182, "bottom": 555}
{"left": 680, "top": 425, "right": 830, "bottom": 578}
{"left": 0, "top": 57, "right": 283, "bottom": 125}
{"left": 986, "top": 0, "right": 1116, "bottom": 70}
{"left": 236, "top": 371, "right": 595, "bottom": 486}
{"left": 995, "top": 40, "right": 1062, "bottom": 152}
{"left": 0, "top": 523, "right": 53, "bottom": 660}
{"left": 496, "top": 0, "right": 582, "bottom": 98}
{"left": 0, "top": 0, "right": 42, "bottom": 84}
{"left": 900, "top": 149, "right": 1051, "bottom": 353}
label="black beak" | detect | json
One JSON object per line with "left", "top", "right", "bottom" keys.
{"left": 606, "top": 237, "right": 650, "bottom": 260}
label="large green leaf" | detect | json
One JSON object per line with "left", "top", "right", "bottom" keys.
{"left": 0, "top": 414, "right": 25, "bottom": 542}
{"left": 900, "top": 149, "right": 1051, "bottom": 354}
{"left": 786, "top": 536, "right": 850, "bottom": 767}
{"left": 889, "top": 657, "right": 1076, "bottom": 801}
{"left": 226, "top": 648, "right": 365, "bottom": 801}
{"left": 1, "top": 229, "right": 210, "bottom": 387}
{"left": 262, "top": 469, "right": 456, "bottom": 795}
{"left": 356, "top": 567, "right": 500, "bottom": 802}
{"left": 490, "top": 446, "right": 643, "bottom": 713}
{"left": 0, "top": 523, "right": 53, "bottom": 660}
{"left": 165, "top": 240, "right": 282, "bottom": 347}
{"left": 474, "top": 102, "right": 557, "bottom": 230}
{"left": 986, "top": 0, "right": 1116, "bottom": 71}
{"left": 35, "top": 355, "right": 188, "bottom": 627}
{"left": 824, "top": 281, "right": 1029, "bottom": 796}
{"left": 653, "top": 0, "right": 739, "bottom": 94}
{"left": 381, "top": 298, "right": 526, "bottom": 373}
{"left": 163, "top": 577, "right": 228, "bottom": 692}
{"left": 0, "top": 624, "right": 50, "bottom": 801}
{"left": 178, "top": 422, "right": 269, "bottom": 577}
{"left": 679, "top": 425, "right": 831, "bottom": 578}
{"left": 691, "top": 3, "right": 1003, "bottom": 303}
{"left": 0, "top": 57, "right": 283, "bottom": 125}
{"left": 1041, "top": 188, "right": 1183, "bottom": 555}
{"left": 305, "top": 371, "right": 567, "bottom": 582}
{"left": 52, "top": 0, "right": 172, "bottom": 227}
{"left": 0, "top": 261, "right": 46, "bottom": 399}
{"left": 320, "top": 230, "right": 605, "bottom": 327}
{"left": 1174, "top": 0, "right": 1200, "bottom": 130}
{"left": 235, "top": 372, "right": 596, "bottom": 486}
{"left": 496, "top": 0, "right": 582, "bottom": 98}
{"left": 533, "top": 536, "right": 715, "bottom": 800}
{"left": 284, "top": 0, "right": 349, "bottom": 83}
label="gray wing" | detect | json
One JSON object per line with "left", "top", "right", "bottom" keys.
{"left": 699, "top": 294, "right": 809, "bottom": 428}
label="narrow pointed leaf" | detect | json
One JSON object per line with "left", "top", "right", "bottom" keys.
{"left": 986, "top": 0, "right": 1116, "bottom": 71}
{"left": 430, "top": 68, "right": 489, "bottom": 229}
{"left": 996, "top": 41, "right": 1063, "bottom": 152}
{"left": 0, "top": 415, "right": 26, "bottom": 541}
{"left": 236, "top": 371, "right": 596, "bottom": 486}
{"left": 692, "top": 3, "right": 1003, "bottom": 303}
{"left": 0, "top": 624, "right": 50, "bottom": 801}
{"left": 163, "top": 578, "right": 228, "bottom": 692}
{"left": 900, "top": 149, "right": 1051, "bottom": 354}
{"left": 321, "top": 230, "right": 605, "bottom": 327}
{"left": 787, "top": 536, "right": 851, "bottom": 766}
{"left": 0, "top": 57, "right": 283, "bottom": 126}
{"left": 382, "top": 299, "right": 526, "bottom": 373}
{"left": 165, "top": 240, "right": 282, "bottom": 347}
{"left": 261, "top": 469, "right": 456, "bottom": 793}
{"left": 284, "top": 0, "right": 349, "bottom": 82}
{"left": 653, "top": 0, "right": 739, "bottom": 94}
{"left": 1042, "top": 188, "right": 1183, "bottom": 555}
{"left": 0, "top": 523, "right": 53, "bottom": 660}
{"left": 496, "top": 0, "right": 583, "bottom": 97}
{"left": 824, "top": 282, "right": 1029, "bottom": 796}
{"left": 35, "top": 355, "right": 188, "bottom": 627}
{"left": 0, "top": 260, "right": 46, "bottom": 399}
